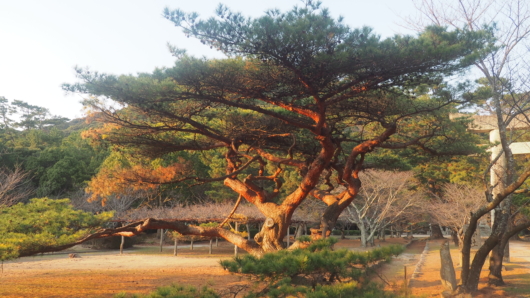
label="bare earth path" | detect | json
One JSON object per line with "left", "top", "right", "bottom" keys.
{"left": 384, "top": 239, "right": 530, "bottom": 298}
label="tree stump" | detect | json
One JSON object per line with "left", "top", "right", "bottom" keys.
{"left": 440, "top": 241, "right": 457, "bottom": 292}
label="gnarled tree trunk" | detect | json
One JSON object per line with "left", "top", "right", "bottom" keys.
{"left": 254, "top": 215, "right": 289, "bottom": 252}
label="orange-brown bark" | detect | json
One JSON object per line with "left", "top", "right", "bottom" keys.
{"left": 311, "top": 125, "right": 398, "bottom": 236}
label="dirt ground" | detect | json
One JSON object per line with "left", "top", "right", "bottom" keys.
{"left": 377, "top": 238, "right": 530, "bottom": 298}
{"left": 1, "top": 237, "right": 530, "bottom": 297}
{"left": 0, "top": 242, "right": 245, "bottom": 298}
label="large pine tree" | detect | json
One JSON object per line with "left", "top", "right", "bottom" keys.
{"left": 62, "top": 2, "right": 489, "bottom": 255}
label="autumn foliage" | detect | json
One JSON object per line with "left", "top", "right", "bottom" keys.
{"left": 86, "top": 155, "right": 192, "bottom": 205}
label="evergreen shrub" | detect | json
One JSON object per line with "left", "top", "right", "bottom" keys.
{"left": 220, "top": 238, "right": 405, "bottom": 297}
{"left": 114, "top": 283, "right": 219, "bottom": 298}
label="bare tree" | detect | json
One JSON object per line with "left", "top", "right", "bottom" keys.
{"left": 406, "top": 0, "right": 530, "bottom": 292}
{"left": 428, "top": 184, "right": 486, "bottom": 264}
{"left": 71, "top": 187, "right": 153, "bottom": 218}
{"left": 0, "top": 166, "right": 33, "bottom": 207}
{"left": 346, "top": 170, "right": 422, "bottom": 247}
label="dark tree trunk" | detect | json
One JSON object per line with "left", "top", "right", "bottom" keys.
{"left": 461, "top": 206, "right": 507, "bottom": 293}
{"left": 462, "top": 239, "right": 496, "bottom": 293}
{"left": 320, "top": 202, "right": 340, "bottom": 239}
{"left": 488, "top": 205, "right": 510, "bottom": 286}
{"left": 451, "top": 230, "right": 459, "bottom": 246}
{"left": 430, "top": 223, "right": 444, "bottom": 239}
{"left": 488, "top": 243, "right": 505, "bottom": 286}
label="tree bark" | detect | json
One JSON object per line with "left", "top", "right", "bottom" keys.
{"left": 312, "top": 126, "right": 397, "bottom": 243}
{"left": 488, "top": 207, "right": 507, "bottom": 286}
{"left": 360, "top": 223, "right": 368, "bottom": 247}
{"left": 462, "top": 236, "right": 499, "bottom": 293}
{"left": 440, "top": 241, "right": 457, "bottom": 291}
{"left": 431, "top": 223, "right": 444, "bottom": 239}
{"left": 461, "top": 204, "right": 511, "bottom": 292}
{"left": 253, "top": 214, "right": 288, "bottom": 252}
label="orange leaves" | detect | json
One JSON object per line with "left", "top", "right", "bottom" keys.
{"left": 80, "top": 123, "right": 122, "bottom": 144}
{"left": 86, "top": 158, "right": 192, "bottom": 205}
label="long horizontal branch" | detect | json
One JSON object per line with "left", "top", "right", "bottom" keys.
{"left": 18, "top": 218, "right": 262, "bottom": 257}
{"left": 254, "top": 148, "right": 306, "bottom": 169}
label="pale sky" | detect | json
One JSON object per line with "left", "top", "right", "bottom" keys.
{"left": 0, "top": 0, "right": 418, "bottom": 119}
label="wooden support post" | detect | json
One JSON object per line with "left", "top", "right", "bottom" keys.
{"left": 174, "top": 238, "right": 178, "bottom": 256}
{"left": 234, "top": 222, "right": 239, "bottom": 257}
{"left": 191, "top": 238, "right": 194, "bottom": 250}
{"left": 159, "top": 229, "right": 164, "bottom": 252}
{"left": 209, "top": 238, "right": 213, "bottom": 255}
{"left": 120, "top": 235, "right": 124, "bottom": 255}
{"left": 246, "top": 224, "right": 251, "bottom": 240}
{"left": 295, "top": 223, "right": 303, "bottom": 239}
{"left": 404, "top": 266, "right": 408, "bottom": 288}
{"left": 286, "top": 225, "right": 290, "bottom": 247}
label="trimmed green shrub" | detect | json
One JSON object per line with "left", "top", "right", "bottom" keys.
{"left": 0, "top": 198, "right": 113, "bottom": 260}
{"left": 114, "top": 283, "right": 219, "bottom": 298}
{"left": 220, "top": 238, "right": 405, "bottom": 297}
{"left": 331, "top": 230, "right": 363, "bottom": 236}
